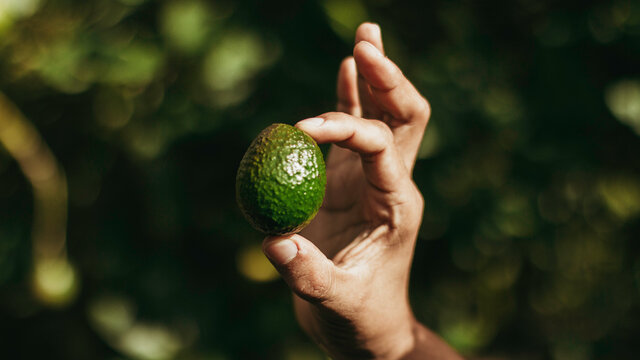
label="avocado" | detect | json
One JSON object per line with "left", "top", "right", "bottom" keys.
{"left": 236, "top": 123, "right": 326, "bottom": 235}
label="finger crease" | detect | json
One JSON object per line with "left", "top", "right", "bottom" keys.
{"left": 370, "top": 81, "right": 400, "bottom": 94}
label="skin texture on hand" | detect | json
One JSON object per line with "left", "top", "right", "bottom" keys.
{"left": 263, "top": 23, "right": 463, "bottom": 360}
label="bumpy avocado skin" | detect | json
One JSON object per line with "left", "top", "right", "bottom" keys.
{"left": 236, "top": 123, "right": 326, "bottom": 235}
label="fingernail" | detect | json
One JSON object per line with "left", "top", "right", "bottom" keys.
{"left": 297, "top": 117, "right": 324, "bottom": 127}
{"left": 264, "top": 239, "right": 298, "bottom": 265}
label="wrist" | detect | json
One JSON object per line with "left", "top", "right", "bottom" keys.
{"left": 317, "top": 307, "right": 417, "bottom": 360}
{"left": 369, "top": 314, "right": 418, "bottom": 360}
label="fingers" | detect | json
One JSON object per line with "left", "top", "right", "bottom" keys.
{"left": 336, "top": 57, "right": 361, "bottom": 117}
{"left": 355, "top": 23, "right": 384, "bottom": 119}
{"left": 355, "top": 22, "right": 384, "bottom": 54}
{"left": 263, "top": 234, "right": 343, "bottom": 303}
{"left": 353, "top": 41, "right": 430, "bottom": 127}
{"left": 296, "top": 112, "right": 409, "bottom": 193}
{"left": 353, "top": 40, "right": 430, "bottom": 170}
{"left": 352, "top": 23, "right": 431, "bottom": 170}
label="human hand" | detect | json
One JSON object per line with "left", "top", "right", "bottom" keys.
{"left": 262, "top": 23, "right": 461, "bottom": 360}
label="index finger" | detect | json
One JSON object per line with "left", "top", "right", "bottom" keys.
{"left": 296, "top": 113, "right": 410, "bottom": 194}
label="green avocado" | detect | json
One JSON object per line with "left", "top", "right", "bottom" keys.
{"left": 236, "top": 123, "right": 326, "bottom": 235}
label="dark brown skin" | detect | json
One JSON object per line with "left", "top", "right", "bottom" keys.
{"left": 262, "top": 23, "right": 464, "bottom": 360}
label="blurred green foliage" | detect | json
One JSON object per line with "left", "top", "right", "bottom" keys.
{"left": 1, "top": 0, "right": 639, "bottom": 359}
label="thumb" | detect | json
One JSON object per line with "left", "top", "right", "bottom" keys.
{"left": 263, "top": 234, "right": 340, "bottom": 303}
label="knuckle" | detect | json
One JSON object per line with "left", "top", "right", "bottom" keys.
{"left": 322, "top": 111, "right": 354, "bottom": 122}
{"left": 418, "top": 96, "right": 431, "bottom": 121}
{"left": 320, "top": 111, "right": 339, "bottom": 120}
{"left": 393, "top": 65, "right": 405, "bottom": 82}
{"left": 402, "top": 185, "right": 425, "bottom": 232}
{"left": 371, "top": 120, "right": 394, "bottom": 146}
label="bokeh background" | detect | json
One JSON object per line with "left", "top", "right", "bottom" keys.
{"left": 1, "top": 0, "right": 639, "bottom": 359}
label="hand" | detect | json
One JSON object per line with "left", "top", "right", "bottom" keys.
{"left": 263, "top": 23, "right": 462, "bottom": 360}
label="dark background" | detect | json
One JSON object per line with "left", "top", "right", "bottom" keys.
{"left": 1, "top": 0, "right": 639, "bottom": 359}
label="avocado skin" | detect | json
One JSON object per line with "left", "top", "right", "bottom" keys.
{"left": 236, "top": 123, "right": 326, "bottom": 235}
